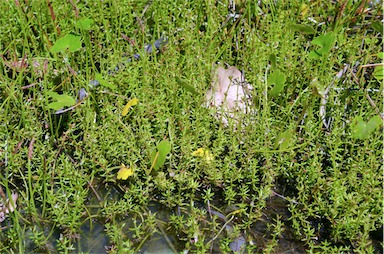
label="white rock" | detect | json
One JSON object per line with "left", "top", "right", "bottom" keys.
{"left": 205, "top": 66, "right": 253, "bottom": 125}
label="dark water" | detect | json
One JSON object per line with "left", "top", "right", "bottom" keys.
{"left": 22, "top": 181, "right": 381, "bottom": 253}
{"left": 72, "top": 188, "right": 307, "bottom": 253}
{"left": 20, "top": 185, "right": 307, "bottom": 253}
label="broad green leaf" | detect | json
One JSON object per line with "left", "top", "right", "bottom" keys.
{"left": 46, "top": 91, "right": 76, "bottom": 110}
{"left": 366, "top": 116, "right": 382, "bottom": 133}
{"left": 308, "top": 51, "right": 321, "bottom": 59}
{"left": 95, "top": 73, "right": 117, "bottom": 89}
{"left": 268, "top": 69, "right": 286, "bottom": 97}
{"left": 51, "top": 34, "right": 82, "bottom": 53}
{"left": 351, "top": 115, "right": 382, "bottom": 140}
{"left": 150, "top": 151, "right": 166, "bottom": 171}
{"left": 268, "top": 54, "right": 277, "bottom": 69}
{"left": 371, "top": 21, "right": 383, "bottom": 35}
{"left": 46, "top": 91, "right": 62, "bottom": 100}
{"left": 275, "top": 130, "right": 292, "bottom": 150}
{"left": 287, "top": 24, "right": 316, "bottom": 34}
{"left": 57, "top": 94, "right": 76, "bottom": 105}
{"left": 300, "top": 3, "right": 309, "bottom": 17}
{"left": 309, "top": 32, "right": 335, "bottom": 59}
{"left": 157, "top": 140, "right": 171, "bottom": 156}
{"left": 75, "top": 18, "right": 94, "bottom": 30}
{"left": 377, "top": 52, "right": 384, "bottom": 59}
{"left": 47, "top": 102, "right": 65, "bottom": 110}
{"left": 176, "top": 77, "right": 198, "bottom": 95}
{"left": 373, "top": 65, "right": 383, "bottom": 81}
{"left": 352, "top": 116, "right": 369, "bottom": 140}
{"left": 150, "top": 140, "right": 171, "bottom": 171}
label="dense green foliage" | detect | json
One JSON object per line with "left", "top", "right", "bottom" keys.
{"left": 0, "top": 0, "right": 382, "bottom": 253}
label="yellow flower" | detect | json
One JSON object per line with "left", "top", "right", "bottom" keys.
{"left": 192, "top": 148, "right": 205, "bottom": 157}
{"left": 122, "top": 98, "right": 138, "bottom": 116}
{"left": 117, "top": 164, "right": 134, "bottom": 180}
{"left": 192, "top": 148, "right": 214, "bottom": 162}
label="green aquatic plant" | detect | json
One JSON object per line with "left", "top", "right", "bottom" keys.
{"left": 0, "top": 0, "right": 382, "bottom": 253}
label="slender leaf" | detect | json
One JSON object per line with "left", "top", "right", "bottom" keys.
{"left": 95, "top": 73, "right": 117, "bottom": 89}
{"left": 287, "top": 24, "right": 316, "bottom": 34}
{"left": 176, "top": 77, "right": 198, "bottom": 95}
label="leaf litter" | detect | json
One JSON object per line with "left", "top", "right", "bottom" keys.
{"left": 0, "top": 192, "right": 18, "bottom": 223}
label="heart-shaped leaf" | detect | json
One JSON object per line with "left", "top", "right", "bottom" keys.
{"left": 268, "top": 69, "right": 286, "bottom": 97}
{"left": 351, "top": 115, "right": 382, "bottom": 140}
{"left": 366, "top": 116, "right": 382, "bottom": 133}
{"left": 373, "top": 65, "right": 383, "bottom": 81}
{"left": 309, "top": 32, "right": 335, "bottom": 59}
{"left": 46, "top": 91, "right": 76, "bottom": 110}
{"left": 51, "top": 33, "right": 82, "bottom": 53}
{"left": 75, "top": 18, "right": 94, "bottom": 30}
{"left": 275, "top": 130, "right": 292, "bottom": 150}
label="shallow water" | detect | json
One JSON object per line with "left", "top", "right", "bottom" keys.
{"left": 20, "top": 184, "right": 309, "bottom": 253}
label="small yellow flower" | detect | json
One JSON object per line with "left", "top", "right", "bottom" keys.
{"left": 122, "top": 98, "right": 138, "bottom": 116}
{"left": 192, "top": 148, "right": 205, "bottom": 157}
{"left": 117, "top": 164, "right": 134, "bottom": 180}
{"left": 192, "top": 148, "right": 214, "bottom": 162}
